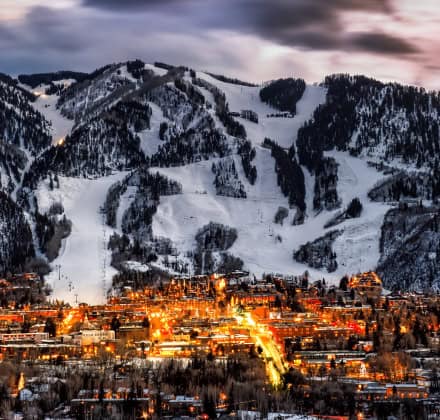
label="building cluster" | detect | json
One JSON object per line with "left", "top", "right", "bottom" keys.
{"left": 229, "top": 110, "right": 259, "bottom": 123}
{"left": 1, "top": 270, "right": 440, "bottom": 418}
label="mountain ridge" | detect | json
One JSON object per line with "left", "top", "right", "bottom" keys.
{"left": 0, "top": 60, "right": 439, "bottom": 302}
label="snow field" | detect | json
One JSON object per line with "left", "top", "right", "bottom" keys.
{"left": 197, "top": 72, "right": 327, "bottom": 148}
{"left": 37, "top": 173, "right": 127, "bottom": 305}
{"left": 29, "top": 64, "right": 392, "bottom": 299}
{"left": 326, "top": 151, "right": 391, "bottom": 277}
{"left": 30, "top": 85, "right": 74, "bottom": 145}
{"left": 151, "top": 76, "right": 388, "bottom": 283}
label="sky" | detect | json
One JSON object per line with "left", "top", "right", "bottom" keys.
{"left": 0, "top": 0, "right": 439, "bottom": 89}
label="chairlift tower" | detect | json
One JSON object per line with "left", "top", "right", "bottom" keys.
{"left": 101, "top": 211, "right": 108, "bottom": 303}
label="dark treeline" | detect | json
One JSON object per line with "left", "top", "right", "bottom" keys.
{"left": 0, "top": 192, "right": 35, "bottom": 275}
{"left": 212, "top": 158, "right": 247, "bottom": 198}
{"left": 150, "top": 122, "right": 230, "bottom": 167}
{"left": 192, "top": 77, "right": 257, "bottom": 181}
{"left": 324, "top": 197, "right": 363, "bottom": 228}
{"left": 313, "top": 157, "right": 340, "bottom": 211}
{"left": 23, "top": 111, "right": 147, "bottom": 188}
{"left": 207, "top": 72, "right": 258, "bottom": 87}
{"left": 35, "top": 210, "right": 72, "bottom": 262}
{"left": 108, "top": 100, "right": 152, "bottom": 133}
{"left": 237, "top": 140, "right": 257, "bottom": 185}
{"left": 17, "top": 71, "right": 89, "bottom": 89}
{"left": 0, "top": 142, "right": 27, "bottom": 194}
{"left": 294, "top": 229, "right": 341, "bottom": 273}
{"left": 148, "top": 83, "right": 231, "bottom": 167}
{"left": 263, "top": 138, "right": 306, "bottom": 222}
{"left": 192, "top": 77, "right": 247, "bottom": 139}
{"left": 296, "top": 75, "right": 440, "bottom": 213}
{"left": 112, "top": 169, "right": 181, "bottom": 240}
{"left": 369, "top": 170, "right": 440, "bottom": 203}
{"left": 174, "top": 78, "right": 206, "bottom": 106}
{"left": 105, "top": 169, "right": 182, "bottom": 271}
{"left": 260, "top": 78, "right": 306, "bottom": 115}
{"left": 297, "top": 74, "right": 440, "bottom": 171}
{"left": 378, "top": 203, "right": 440, "bottom": 290}
{"left": 0, "top": 77, "right": 51, "bottom": 153}
{"left": 195, "top": 222, "right": 238, "bottom": 252}
{"left": 126, "top": 59, "right": 145, "bottom": 79}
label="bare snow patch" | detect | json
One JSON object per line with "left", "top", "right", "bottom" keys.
{"left": 122, "top": 261, "right": 150, "bottom": 272}
{"left": 197, "top": 72, "right": 326, "bottom": 148}
{"left": 31, "top": 89, "right": 74, "bottom": 145}
{"left": 325, "top": 151, "right": 391, "bottom": 277}
{"left": 38, "top": 173, "right": 127, "bottom": 305}
{"left": 138, "top": 102, "right": 167, "bottom": 157}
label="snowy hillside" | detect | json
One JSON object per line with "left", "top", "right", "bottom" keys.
{"left": 36, "top": 174, "right": 126, "bottom": 304}
{"left": 0, "top": 60, "right": 439, "bottom": 302}
{"left": 150, "top": 77, "right": 389, "bottom": 281}
{"left": 197, "top": 72, "right": 327, "bottom": 148}
{"left": 31, "top": 85, "right": 74, "bottom": 145}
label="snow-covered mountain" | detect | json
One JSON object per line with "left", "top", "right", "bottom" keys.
{"left": 1, "top": 61, "right": 439, "bottom": 303}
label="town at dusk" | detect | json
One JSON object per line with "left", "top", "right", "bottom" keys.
{"left": 0, "top": 0, "right": 439, "bottom": 419}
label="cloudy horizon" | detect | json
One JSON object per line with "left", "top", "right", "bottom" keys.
{"left": 0, "top": 0, "right": 439, "bottom": 88}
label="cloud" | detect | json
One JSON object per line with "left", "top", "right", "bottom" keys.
{"left": 82, "top": 0, "right": 187, "bottom": 13}
{"left": 80, "top": 0, "right": 419, "bottom": 56}
{"left": 83, "top": 0, "right": 176, "bottom": 8}
{"left": 83, "top": 0, "right": 392, "bottom": 13}
{"left": 0, "top": 1, "right": 436, "bottom": 89}
{"left": 228, "top": 0, "right": 419, "bottom": 55}
{"left": 351, "top": 32, "right": 419, "bottom": 55}
{"left": 0, "top": 5, "right": 254, "bottom": 78}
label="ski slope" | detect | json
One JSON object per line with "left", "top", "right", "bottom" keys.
{"left": 29, "top": 84, "right": 75, "bottom": 145}
{"left": 152, "top": 151, "right": 387, "bottom": 281}
{"left": 138, "top": 102, "right": 168, "bottom": 157}
{"left": 327, "top": 151, "right": 391, "bottom": 276}
{"left": 28, "top": 65, "right": 391, "bottom": 297}
{"left": 198, "top": 72, "right": 327, "bottom": 148}
{"left": 36, "top": 173, "right": 126, "bottom": 305}
{"left": 151, "top": 77, "right": 388, "bottom": 283}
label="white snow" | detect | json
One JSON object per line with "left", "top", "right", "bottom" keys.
{"left": 29, "top": 70, "right": 393, "bottom": 298}
{"left": 31, "top": 88, "right": 74, "bottom": 145}
{"left": 53, "top": 79, "right": 76, "bottom": 88}
{"left": 36, "top": 173, "right": 127, "bottom": 305}
{"left": 144, "top": 63, "right": 168, "bottom": 76}
{"left": 148, "top": 75, "right": 355, "bottom": 282}
{"left": 151, "top": 133, "right": 389, "bottom": 283}
{"left": 323, "top": 151, "right": 391, "bottom": 277}
{"left": 153, "top": 154, "right": 335, "bottom": 282}
{"left": 118, "top": 65, "right": 138, "bottom": 83}
{"left": 122, "top": 261, "right": 150, "bottom": 272}
{"left": 197, "top": 72, "right": 327, "bottom": 148}
{"left": 138, "top": 102, "right": 168, "bottom": 157}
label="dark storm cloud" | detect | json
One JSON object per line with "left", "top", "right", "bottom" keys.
{"left": 227, "top": 0, "right": 418, "bottom": 55}
{"left": 2, "top": 0, "right": 434, "bottom": 88}
{"left": 352, "top": 33, "right": 419, "bottom": 55}
{"left": 81, "top": 0, "right": 418, "bottom": 56}
{"left": 0, "top": 6, "right": 99, "bottom": 75}
{"left": 0, "top": 5, "right": 247, "bottom": 77}
{"left": 83, "top": 0, "right": 177, "bottom": 8}
{"left": 23, "top": 7, "right": 89, "bottom": 52}
{"left": 82, "top": 0, "right": 185, "bottom": 12}
{"left": 83, "top": 0, "right": 392, "bottom": 14}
